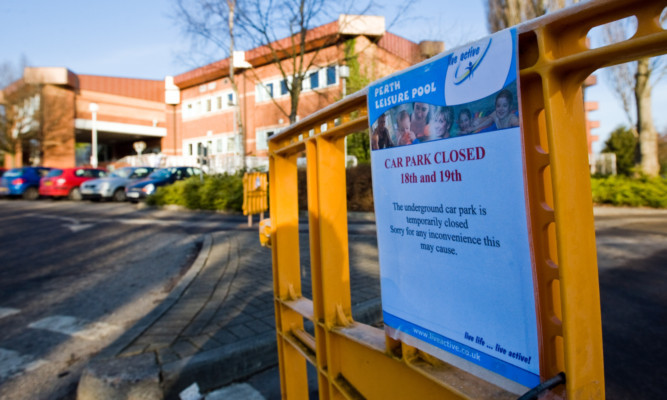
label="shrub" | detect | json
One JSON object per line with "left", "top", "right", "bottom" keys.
{"left": 602, "top": 126, "right": 637, "bottom": 176}
{"left": 147, "top": 172, "right": 244, "bottom": 212}
{"left": 591, "top": 175, "right": 667, "bottom": 208}
{"left": 297, "top": 164, "right": 374, "bottom": 211}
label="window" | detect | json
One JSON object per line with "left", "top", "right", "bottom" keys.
{"left": 228, "top": 92, "right": 234, "bottom": 105}
{"left": 327, "top": 66, "right": 336, "bottom": 85}
{"left": 309, "top": 71, "right": 319, "bottom": 89}
{"left": 217, "top": 139, "right": 223, "bottom": 153}
{"left": 227, "top": 136, "right": 237, "bottom": 153}
{"left": 256, "top": 130, "right": 268, "bottom": 151}
{"left": 206, "top": 98, "right": 212, "bottom": 112}
{"left": 257, "top": 81, "right": 279, "bottom": 102}
{"left": 216, "top": 96, "right": 223, "bottom": 110}
{"left": 256, "top": 129, "right": 277, "bottom": 151}
{"left": 281, "top": 80, "right": 289, "bottom": 95}
{"left": 189, "top": 143, "right": 193, "bottom": 156}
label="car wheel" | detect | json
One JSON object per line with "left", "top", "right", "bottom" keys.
{"left": 69, "top": 188, "right": 82, "bottom": 201}
{"left": 22, "top": 187, "right": 39, "bottom": 200}
{"left": 112, "top": 188, "right": 126, "bottom": 202}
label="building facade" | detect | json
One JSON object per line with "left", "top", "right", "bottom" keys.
{"left": 1, "top": 68, "right": 166, "bottom": 169}
{"left": 165, "top": 15, "right": 441, "bottom": 170}
{"left": 1, "top": 15, "right": 441, "bottom": 170}
{"left": 2, "top": 15, "right": 599, "bottom": 171}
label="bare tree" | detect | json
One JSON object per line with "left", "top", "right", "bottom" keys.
{"left": 1, "top": 82, "right": 45, "bottom": 167}
{"left": 174, "top": 0, "right": 247, "bottom": 165}
{"left": 602, "top": 18, "right": 665, "bottom": 176}
{"left": 485, "top": 0, "right": 574, "bottom": 32}
{"left": 486, "top": 1, "right": 662, "bottom": 176}
{"left": 238, "top": 0, "right": 367, "bottom": 123}
{"left": 1, "top": 58, "right": 39, "bottom": 167}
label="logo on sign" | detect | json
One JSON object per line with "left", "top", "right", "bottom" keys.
{"left": 452, "top": 39, "right": 492, "bottom": 85}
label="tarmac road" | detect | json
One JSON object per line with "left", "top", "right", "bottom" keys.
{"left": 0, "top": 199, "right": 249, "bottom": 400}
{"left": 0, "top": 201, "right": 665, "bottom": 399}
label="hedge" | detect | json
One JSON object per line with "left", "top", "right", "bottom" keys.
{"left": 147, "top": 172, "right": 244, "bottom": 211}
{"left": 146, "top": 169, "right": 666, "bottom": 212}
{"left": 591, "top": 176, "right": 667, "bottom": 208}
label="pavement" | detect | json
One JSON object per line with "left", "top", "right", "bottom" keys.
{"left": 77, "top": 205, "right": 667, "bottom": 399}
{"left": 77, "top": 213, "right": 381, "bottom": 400}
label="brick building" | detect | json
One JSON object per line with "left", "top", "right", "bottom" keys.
{"left": 1, "top": 15, "right": 441, "bottom": 170}
{"left": 1, "top": 15, "right": 600, "bottom": 171}
{"left": 165, "top": 15, "right": 442, "bottom": 169}
{"left": 1, "top": 68, "right": 166, "bottom": 169}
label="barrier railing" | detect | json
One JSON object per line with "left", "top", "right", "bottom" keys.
{"left": 265, "top": 1, "right": 667, "bottom": 398}
{"left": 243, "top": 172, "right": 268, "bottom": 226}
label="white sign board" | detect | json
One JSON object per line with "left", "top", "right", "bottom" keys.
{"left": 368, "top": 28, "right": 540, "bottom": 392}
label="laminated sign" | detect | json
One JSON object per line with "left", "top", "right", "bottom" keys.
{"left": 368, "top": 28, "right": 540, "bottom": 392}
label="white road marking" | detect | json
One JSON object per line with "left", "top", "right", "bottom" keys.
{"left": 23, "top": 213, "right": 96, "bottom": 232}
{"left": 63, "top": 223, "right": 94, "bottom": 232}
{"left": 0, "top": 348, "right": 48, "bottom": 381}
{"left": 205, "top": 383, "right": 266, "bottom": 400}
{"left": 28, "top": 315, "right": 120, "bottom": 341}
{"left": 0, "top": 307, "right": 19, "bottom": 320}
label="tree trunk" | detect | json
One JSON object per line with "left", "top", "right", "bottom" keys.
{"left": 635, "top": 57, "right": 659, "bottom": 176}
{"left": 227, "top": 0, "right": 245, "bottom": 169}
{"left": 289, "top": 75, "right": 304, "bottom": 124}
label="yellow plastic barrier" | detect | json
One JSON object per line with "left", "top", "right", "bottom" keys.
{"left": 266, "top": 1, "right": 667, "bottom": 398}
{"left": 243, "top": 172, "right": 268, "bottom": 226}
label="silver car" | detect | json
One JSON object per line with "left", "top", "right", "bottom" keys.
{"left": 80, "top": 166, "right": 155, "bottom": 202}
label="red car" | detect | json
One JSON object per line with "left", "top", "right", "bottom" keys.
{"left": 39, "top": 167, "right": 107, "bottom": 200}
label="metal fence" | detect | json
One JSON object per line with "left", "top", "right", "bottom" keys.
{"left": 111, "top": 154, "right": 269, "bottom": 174}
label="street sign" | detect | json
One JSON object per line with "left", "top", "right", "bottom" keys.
{"left": 368, "top": 28, "right": 539, "bottom": 392}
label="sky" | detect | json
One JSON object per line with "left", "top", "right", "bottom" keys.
{"left": 1, "top": 0, "right": 664, "bottom": 153}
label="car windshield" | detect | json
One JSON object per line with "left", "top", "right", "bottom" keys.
{"left": 110, "top": 167, "right": 133, "bottom": 179}
{"left": 148, "top": 169, "right": 172, "bottom": 180}
{"left": 4, "top": 169, "right": 23, "bottom": 178}
{"left": 46, "top": 169, "right": 63, "bottom": 177}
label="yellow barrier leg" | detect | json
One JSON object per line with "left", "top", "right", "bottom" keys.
{"left": 270, "top": 152, "right": 309, "bottom": 399}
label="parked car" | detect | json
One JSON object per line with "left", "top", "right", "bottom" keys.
{"left": 39, "top": 167, "right": 107, "bottom": 200}
{"left": 80, "top": 166, "right": 155, "bottom": 202}
{"left": 0, "top": 167, "right": 52, "bottom": 200}
{"left": 125, "top": 166, "right": 202, "bottom": 202}
{"left": 0, "top": 168, "right": 6, "bottom": 177}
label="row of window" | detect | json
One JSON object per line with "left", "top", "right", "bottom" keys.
{"left": 255, "top": 65, "right": 338, "bottom": 103}
{"left": 185, "top": 135, "right": 242, "bottom": 156}
{"left": 182, "top": 65, "right": 338, "bottom": 119}
{"left": 182, "top": 91, "right": 236, "bottom": 119}
{"left": 185, "top": 127, "right": 280, "bottom": 156}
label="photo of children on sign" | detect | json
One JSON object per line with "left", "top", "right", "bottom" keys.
{"left": 368, "top": 28, "right": 541, "bottom": 394}
{"left": 370, "top": 81, "right": 519, "bottom": 150}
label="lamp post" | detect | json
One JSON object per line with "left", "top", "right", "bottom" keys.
{"left": 339, "top": 65, "right": 350, "bottom": 167}
{"left": 89, "top": 102, "right": 99, "bottom": 168}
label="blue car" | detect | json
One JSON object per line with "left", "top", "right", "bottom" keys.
{"left": 0, "top": 167, "right": 52, "bottom": 200}
{"left": 125, "top": 166, "right": 202, "bottom": 202}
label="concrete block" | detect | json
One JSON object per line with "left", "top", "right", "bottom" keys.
{"left": 77, "top": 353, "right": 161, "bottom": 400}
